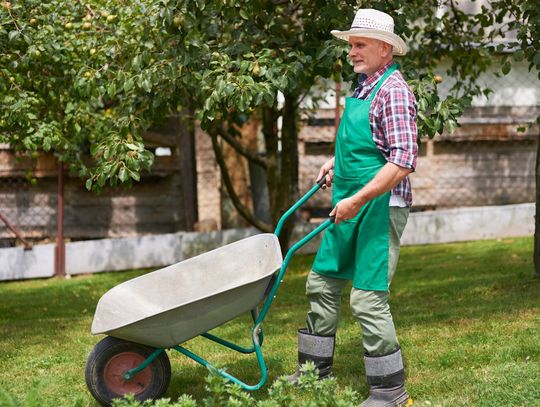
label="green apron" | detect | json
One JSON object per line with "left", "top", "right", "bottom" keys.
{"left": 312, "top": 64, "right": 398, "bottom": 291}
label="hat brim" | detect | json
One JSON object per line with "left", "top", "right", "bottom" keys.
{"left": 331, "top": 29, "right": 408, "bottom": 56}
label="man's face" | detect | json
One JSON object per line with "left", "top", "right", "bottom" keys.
{"left": 348, "top": 37, "right": 391, "bottom": 76}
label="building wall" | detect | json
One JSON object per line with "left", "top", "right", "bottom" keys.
{"left": 0, "top": 117, "right": 196, "bottom": 243}
{"left": 299, "top": 105, "right": 538, "bottom": 216}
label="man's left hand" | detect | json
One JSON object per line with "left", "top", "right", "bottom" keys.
{"left": 329, "top": 196, "right": 365, "bottom": 225}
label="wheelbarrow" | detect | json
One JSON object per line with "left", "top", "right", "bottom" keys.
{"left": 85, "top": 179, "right": 333, "bottom": 405}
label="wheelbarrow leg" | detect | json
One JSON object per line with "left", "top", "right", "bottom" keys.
{"left": 200, "top": 308, "right": 263, "bottom": 353}
{"left": 251, "top": 308, "right": 264, "bottom": 346}
{"left": 174, "top": 324, "right": 268, "bottom": 391}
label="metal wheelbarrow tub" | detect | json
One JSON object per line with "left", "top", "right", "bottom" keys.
{"left": 92, "top": 233, "right": 282, "bottom": 348}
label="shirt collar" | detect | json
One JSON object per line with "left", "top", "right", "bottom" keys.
{"left": 357, "top": 60, "right": 395, "bottom": 89}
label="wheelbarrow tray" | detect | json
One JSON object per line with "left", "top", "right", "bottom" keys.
{"left": 91, "top": 233, "right": 282, "bottom": 348}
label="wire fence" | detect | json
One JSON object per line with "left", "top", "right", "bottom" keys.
{"left": 0, "top": 177, "right": 57, "bottom": 247}
{"left": 0, "top": 163, "right": 191, "bottom": 250}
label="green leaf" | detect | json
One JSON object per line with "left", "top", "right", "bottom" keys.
{"left": 85, "top": 178, "right": 93, "bottom": 190}
{"left": 8, "top": 31, "right": 19, "bottom": 42}
{"left": 107, "top": 82, "right": 117, "bottom": 97}
{"left": 123, "top": 79, "right": 134, "bottom": 92}
{"left": 128, "top": 169, "right": 140, "bottom": 181}
{"left": 132, "top": 55, "right": 141, "bottom": 69}
{"left": 446, "top": 120, "right": 457, "bottom": 134}
{"left": 533, "top": 52, "right": 540, "bottom": 69}
{"left": 118, "top": 166, "right": 128, "bottom": 182}
{"left": 141, "top": 79, "right": 152, "bottom": 92}
{"left": 501, "top": 61, "right": 511, "bottom": 75}
{"left": 263, "top": 92, "right": 274, "bottom": 106}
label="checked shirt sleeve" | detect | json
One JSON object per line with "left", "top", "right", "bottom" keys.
{"left": 380, "top": 86, "right": 418, "bottom": 170}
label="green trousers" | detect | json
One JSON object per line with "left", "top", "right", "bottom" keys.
{"left": 306, "top": 206, "right": 409, "bottom": 356}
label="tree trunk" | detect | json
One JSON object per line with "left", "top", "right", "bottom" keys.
{"left": 262, "top": 94, "right": 299, "bottom": 253}
{"left": 214, "top": 94, "right": 300, "bottom": 253}
{"left": 535, "top": 131, "right": 540, "bottom": 277}
{"left": 276, "top": 92, "right": 300, "bottom": 252}
{"left": 176, "top": 108, "right": 197, "bottom": 231}
{"left": 262, "top": 105, "right": 279, "bottom": 227}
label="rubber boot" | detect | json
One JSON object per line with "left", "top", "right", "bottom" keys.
{"left": 287, "top": 328, "right": 335, "bottom": 383}
{"left": 360, "top": 347, "right": 411, "bottom": 407}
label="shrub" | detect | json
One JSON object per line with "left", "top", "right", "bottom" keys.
{"left": 111, "top": 362, "right": 359, "bottom": 407}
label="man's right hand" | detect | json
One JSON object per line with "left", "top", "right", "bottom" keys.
{"left": 316, "top": 157, "right": 335, "bottom": 189}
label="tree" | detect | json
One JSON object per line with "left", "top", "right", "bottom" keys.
{"left": 172, "top": 0, "right": 532, "bottom": 249}
{"left": 0, "top": 0, "right": 183, "bottom": 189}
{"left": 1, "top": 0, "right": 536, "bottom": 255}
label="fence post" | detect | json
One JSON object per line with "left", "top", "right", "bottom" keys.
{"left": 335, "top": 81, "right": 341, "bottom": 134}
{"left": 534, "top": 131, "right": 540, "bottom": 277}
{"left": 55, "top": 159, "right": 65, "bottom": 276}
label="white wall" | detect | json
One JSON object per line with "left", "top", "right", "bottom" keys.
{"left": 0, "top": 203, "right": 534, "bottom": 281}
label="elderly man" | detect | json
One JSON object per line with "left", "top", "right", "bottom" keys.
{"left": 288, "top": 8, "right": 418, "bottom": 407}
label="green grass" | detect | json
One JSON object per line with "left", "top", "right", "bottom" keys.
{"left": 0, "top": 237, "right": 538, "bottom": 406}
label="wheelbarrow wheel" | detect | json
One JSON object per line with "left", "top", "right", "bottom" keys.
{"left": 85, "top": 336, "right": 171, "bottom": 406}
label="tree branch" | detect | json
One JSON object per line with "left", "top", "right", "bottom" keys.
{"left": 213, "top": 123, "right": 268, "bottom": 169}
{"left": 210, "top": 131, "right": 272, "bottom": 232}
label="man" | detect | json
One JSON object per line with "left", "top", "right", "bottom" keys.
{"left": 288, "top": 8, "right": 418, "bottom": 407}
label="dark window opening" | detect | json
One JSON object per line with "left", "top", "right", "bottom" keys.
{"left": 305, "top": 142, "right": 334, "bottom": 156}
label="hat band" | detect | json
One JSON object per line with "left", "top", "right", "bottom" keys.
{"left": 351, "top": 25, "right": 393, "bottom": 32}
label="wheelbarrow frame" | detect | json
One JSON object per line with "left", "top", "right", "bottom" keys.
{"left": 92, "top": 179, "right": 332, "bottom": 394}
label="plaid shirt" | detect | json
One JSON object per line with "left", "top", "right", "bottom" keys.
{"left": 352, "top": 60, "right": 418, "bottom": 206}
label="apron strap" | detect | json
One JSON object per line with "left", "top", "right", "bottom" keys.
{"left": 367, "top": 63, "right": 399, "bottom": 103}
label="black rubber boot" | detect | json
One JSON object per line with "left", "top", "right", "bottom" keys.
{"left": 287, "top": 328, "right": 335, "bottom": 383}
{"left": 360, "top": 347, "right": 411, "bottom": 407}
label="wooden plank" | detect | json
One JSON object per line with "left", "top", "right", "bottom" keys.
{"left": 175, "top": 113, "right": 197, "bottom": 231}
{"left": 437, "top": 123, "right": 538, "bottom": 141}
{"left": 0, "top": 151, "right": 57, "bottom": 177}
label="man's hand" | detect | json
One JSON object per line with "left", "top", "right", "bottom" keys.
{"left": 329, "top": 196, "right": 365, "bottom": 224}
{"left": 328, "top": 162, "right": 412, "bottom": 225}
{"left": 316, "top": 157, "right": 335, "bottom": 189}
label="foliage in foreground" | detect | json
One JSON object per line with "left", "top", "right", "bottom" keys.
{"left": 0, "top": 363, "right": 358, "bottom": 407}
{"left": 110, "top": 362, "right": 359, "bottom": 407}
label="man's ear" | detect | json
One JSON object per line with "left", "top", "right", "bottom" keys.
{"left": 381, "top": 42, "right": 393, "bottom": 58}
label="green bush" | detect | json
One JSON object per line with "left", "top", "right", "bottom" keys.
{"left": 111, "top": 362, "right": 359, "bottom": 407}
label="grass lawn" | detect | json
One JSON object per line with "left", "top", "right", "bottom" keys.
{"left": 0, "top": 236, "right": 538, "bottom": 406}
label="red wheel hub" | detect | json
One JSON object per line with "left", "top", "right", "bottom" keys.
{"left": 104, "top": 352, "right": 152, "bottom": 395}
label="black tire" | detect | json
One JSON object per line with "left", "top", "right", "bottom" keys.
{"left": 85, "top": 336, "right": 171, "bottom": 406}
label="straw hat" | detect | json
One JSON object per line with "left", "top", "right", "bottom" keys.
{"left": 331, "top": 9, "right": 408, "bottom": 56}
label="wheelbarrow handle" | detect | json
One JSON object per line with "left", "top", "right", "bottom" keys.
{"left": 316, "top": 170, "right": 332, "bottom": 188}
{"left": 318, "top": 174, "right": 336, "bottom": 223}
{"left": 316, "top": 175, "right": 327, "bottom": 188}
{"left": 274, "top": 175, "right": 331, "bottom": 237}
